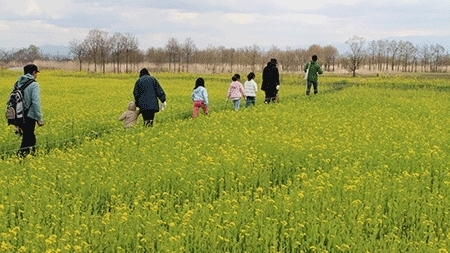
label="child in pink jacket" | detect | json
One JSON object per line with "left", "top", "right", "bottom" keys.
{"left": 226, "top": 74, "right": 246, "bottom": 111}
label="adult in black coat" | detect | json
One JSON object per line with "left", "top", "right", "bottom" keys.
{"left": 261, "top": 58, "right": 280, "bottom": 104}
{"left": 133, "top": 68, "right": 166, "bottom": 127}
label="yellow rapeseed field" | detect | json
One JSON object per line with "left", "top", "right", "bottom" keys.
{"left": 1, "top": 69, "right": 449, "bottom": 252}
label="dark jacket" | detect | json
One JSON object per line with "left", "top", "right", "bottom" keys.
{"left": 133, "top": 75, "right": 166, "bottom": 111}
{"left": 261, "top": 62, "right": 279, "bottom": 92}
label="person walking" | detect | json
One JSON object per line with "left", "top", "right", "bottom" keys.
{"left": 133, "top": 68, "right": 166, "bottom": 127}
{"left": 261, "top": 58, "right": 280, "bottom": 104}
{"left": 118, "top": 101, "right": 140, "bottom": 129}
{"left": 304, "top": 55, "right": 324, "bottom": 95}
{"left": 191, "top": 77, "right": 209, "bottom": 118}
{"left": 14, "top": 64, "right": 44, "bottom": 157}
{"left": 226, "top": 74, "right": 246, "bottom": 111}
{"left": 244, "top": 72, "right": 258, "bottom": 108}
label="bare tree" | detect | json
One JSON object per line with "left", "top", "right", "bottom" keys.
{"left": 146, "top": 47, "right": 166, "bottom": 71}
{"left": 367, "top": 40, "right": 377, "bottom": 71}
{"left": 248, "top": 44, "right": 261, "bottom": 72}
{"left": 69, "top": 39, "right": 87, "bottom": 71}
{"left": 0, "top": 48, "right": 9, "bottom": 63}
{"left": 418, "top": 44, "right": 430, "bottom": 72}
{"left": 123, "top": 33, "right": 139, "bottom": 73}
{"left": 165, "top": 38, "right": 180, "bottom": 72}
{"left": 398, "top": 41, "right": 416, "bottom": 72}
{"left": 430, "top": 43, "right": 445, "bottom": 72}
{"left": 182, "top": 38, "right": 197, "bottom": 73}
{"left": 345, "top": 36, "right": 366, "bottom": 77}
{"left": 388, "top": 40, "right": 399, "bottom": 71}
{"left": 323, "top": 45, "right": 338, "bottom": 71}
{"left": 376, "top": 40, "right": 388, "bottom": 71}
{"left": 110, "top": 32, "right": 127, "bottom": 73}
{"left": 85, "top": 29, "right": 103, "bottom": 72}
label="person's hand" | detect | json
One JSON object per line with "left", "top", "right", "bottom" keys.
{"left": 160, "top": 101, "right": 167, "bottom": 110}
{"left": 276, "top": 85, "right": 280, "bottom": 90}
{"left": 37, "top": 121, "right": 44, "bottom": 127}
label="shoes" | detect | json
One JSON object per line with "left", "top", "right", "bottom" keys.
{"left": 14, "top": 127, "right": 23, "bottom": 137}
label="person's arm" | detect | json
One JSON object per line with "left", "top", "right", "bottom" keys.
{"left": 29, "top": 83, "right": 44, "bottom": 125}
{"left": 118, "top": 112, "right": 127, "bottom": 121}
{"left": 240, "top": 84, "right": 246, "bottom": 98}
{"left": 133, "top": 80, "right": 140, "bottom": 107}
{"left": 318, "top": 65, "right": 324, "bottom": 75}
{"left": 154, "top": 79, "right": 166, "bottom": 103}
{"left": 203, "top": 88, "right": 209, "bottom": 105}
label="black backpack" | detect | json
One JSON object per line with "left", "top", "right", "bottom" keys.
{"left": 5, "top": 79, "right": 35, "bottom": 126}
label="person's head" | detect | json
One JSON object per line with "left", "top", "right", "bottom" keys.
{"left": 270, "top": 58, "right": 278, "bottom": 65}
{"left": 247, "top": 72, "right": 255, "bottom": 81}
{"left": 127, "top": 101, "right": 137, "bottom": 111}
{"left": 194, "top": 77, "right": 205, "bottom": 89}
{"left": 312, "top": 55, "right": 318, "bottom": 62}
{"left": 233, "top": 73, "right": 240, "bottom": 80}
{"left": 232, "top": 75, "right": 237, "bottom": 82}
{"left": 139, "top": 68, "right": 150, "bottom": 77}
{"left": 24, "top": 64, "right": 39, "bottom": 78}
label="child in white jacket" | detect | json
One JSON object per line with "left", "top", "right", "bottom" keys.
{"left": 244, "top": 72, "right": 258, "bottom": 108}
{"left": 191, "top": 77, "right": 209, "bottom": 118}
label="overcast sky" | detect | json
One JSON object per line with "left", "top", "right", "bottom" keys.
{"left": 1, "top": 0, "right": 449, "bottom": 54}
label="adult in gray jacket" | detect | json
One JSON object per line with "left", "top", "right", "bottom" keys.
{"left": 15, "top": 64, "right": 44, "bottom": 157}
{"left": 133, "top": 68, "right": 166, "bottom": 127}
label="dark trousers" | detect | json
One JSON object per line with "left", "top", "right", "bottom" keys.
{"left": 306, "top": 81, "right": 318, "bottom": 95}
{"left": 264, "top": 90, "right": 277, "bottom": 103}
{"left": 141, "top": 110, "right": 156, "bottom": 127}
{"left": 17, "top": 117, "right": 37, "bottom": 157}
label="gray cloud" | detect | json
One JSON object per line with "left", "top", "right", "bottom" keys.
{"left": 1, "top": 0, "right": 449, "bottom": 52}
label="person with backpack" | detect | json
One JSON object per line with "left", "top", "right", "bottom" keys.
{"left": 13, "top": 64, "right": 44, "bottom": 157}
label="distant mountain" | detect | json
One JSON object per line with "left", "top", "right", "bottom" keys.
{"left": 39, "top": 44, "right": 71, "bottom": 58}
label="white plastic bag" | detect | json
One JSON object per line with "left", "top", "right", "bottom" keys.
{"left": 304, "top": 62, "right": 310, "bottom": 80}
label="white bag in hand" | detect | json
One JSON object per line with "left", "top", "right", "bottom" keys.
{"left": 304, "top": 62, "right": 310, "bottom": 80}
{"left": 160, "top": 101, "right": 167, "bottom": 111}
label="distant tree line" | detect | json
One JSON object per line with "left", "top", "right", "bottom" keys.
{"left": 1, "top": 29, "right": 449, "bottom": 76}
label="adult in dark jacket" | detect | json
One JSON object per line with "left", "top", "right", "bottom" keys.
{"left": 133, "top": 68, "right": 166, "bottom": 127}
{"left": 261, "top": 58, "right": 280, "bottom": 104}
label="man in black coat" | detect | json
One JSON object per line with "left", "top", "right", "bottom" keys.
{"left": 261, "top": 58, "right": 280, "bottom": 104}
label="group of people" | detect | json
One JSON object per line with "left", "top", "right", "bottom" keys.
{"left": 11, "top": 55, "right": 322, "bottom": 157}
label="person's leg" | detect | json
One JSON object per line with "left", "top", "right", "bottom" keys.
{"left": 193, "top": 101, "right": 201, "bottom": 118}
{"left": 264, "top": 91, "right": 270, "bottom": 104}
{"left": 233, "top": 99, "right": 240, "bottom": 111}
{"left": 306, "top": 81, "right": 312, "bottom": 95}
{"left": 251, "top": 97, "right": 256, "bottom": 106}
{"left": 313, "top": 82, "right": 318, "bottom": 94}
{"left": 202, "top": 104, "right": 209, "bottom": 115}
{"left": 141, "top": 110, "right": 155, "bottom": 127}
{"left": 17, "top": 117, "right": 36, "bottom": 157}
{"left": 245, "top": 97, "right": 251, "bottom": 108}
